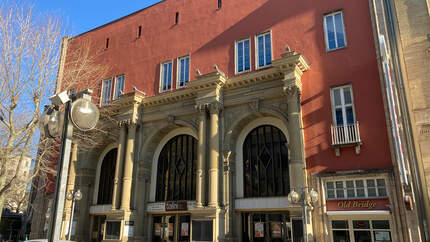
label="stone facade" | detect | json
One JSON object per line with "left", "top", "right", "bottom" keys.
{"left": 369, "top": 0, "right": 430, "bottom": 240}
{"left": 28, "top": 0, "right": 414, "bottom": 241}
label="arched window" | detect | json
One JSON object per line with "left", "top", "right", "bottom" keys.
{"left": 97, "top": 148, "right": 117, "bottom": 204}
{"left": 243, "top": 125, "right": 289, "bottom": 197}
{"left": 156, "top": 135, "right": 197, "bottom": 201}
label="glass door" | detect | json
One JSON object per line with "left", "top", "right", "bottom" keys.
{"left": 242, "top": 212, "right": 297, "bottom": 242}
{"left": 152, "top": 214, "right": 191, "bottom": 242}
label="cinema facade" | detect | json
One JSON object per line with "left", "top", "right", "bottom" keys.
{"left": 29, "top": 0, "right": 423, "bottom": 241}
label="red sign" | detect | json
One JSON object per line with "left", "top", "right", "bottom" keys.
{"left": 326, "top": 198, "right": 389, "bottom": 211}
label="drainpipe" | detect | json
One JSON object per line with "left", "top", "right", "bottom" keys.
{"left": 383, "top": 0, "right": 430, "bottom": 239}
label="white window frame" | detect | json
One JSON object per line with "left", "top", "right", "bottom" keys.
{"left": 113, "top": 74, "right": 125, "bottom": 100}
{"left": 330, "top": 85, "right": 356, "bottom": 126}
{"left": 325, "top": 178, "right": 388, "bottom": 200}
{"left": 329, "top": 219, "right": 392, "bottom": 242}
{"left": 100, "top": 78, "right": 112, "bottom": 106}
{"left": 176, "top": 55, "right": 190, "bottom": 89}
{"left": 160, "top": 60, "right": 173, "bottom": 93}
{"left": 255, "top": 31, "right": 273, "bottom": 69}
{"left": 323, "top": 11, "right": 347, "bottom": 51}
{"left": 235, "top": 37, "right": 251, "bottom": 74}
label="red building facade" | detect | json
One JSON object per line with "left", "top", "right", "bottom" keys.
{"left": 31, "top": 0, "right": 419, "bottom": 241}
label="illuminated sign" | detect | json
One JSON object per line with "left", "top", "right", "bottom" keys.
{"left": 326, "top": 198, "right": 389, "bottom": 211}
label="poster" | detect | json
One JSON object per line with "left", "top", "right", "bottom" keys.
{"left": 254, "top": 222, "right": 264, "bottom": 238}
{"left": 154, "top": 223, "right": 161, "bottom": 236}
{"left": 168, "top": 223, "right": 174, "bottom": 236}
{"left": 271, "top": 222, "right": 282, "bottom": 238}
{"left": 124, "top": 221, "right": 134, "bottom": 237}
{"left": 180, "top": 222, "right": 189, "bottom": 236}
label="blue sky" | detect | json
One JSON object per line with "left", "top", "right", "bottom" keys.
{"left": 34, "top": 0, "right": 163, "bottom": 36}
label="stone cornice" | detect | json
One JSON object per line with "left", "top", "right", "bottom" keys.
{"left": 100, "top": 92, "right": 145, "bottom": 115}
{"left": 104, "top": 52, "right": 310, "bottom": 113}
{"left": 187, "top": 71, "right": 227, "bottom": 91}
{"left": 224, "top": 68, "right": 282, "bottom": 90}
{"left": 140, "top": 88, "right": 195, "bottom": 108}
{"left": 272, "top": 51, "right": 310, "bottom": 76}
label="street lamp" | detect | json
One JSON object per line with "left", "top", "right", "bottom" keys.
{"left": 65, "top": 189, "right": 82, "bottom": 240}
{"left": 39, "top": 89, "right": 99, "bottom": 242}
{"left": 288, "top": 187, "right": 319, "bottom": 242}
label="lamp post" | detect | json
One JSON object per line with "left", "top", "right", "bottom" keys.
{"left": 65, "top": 189, "right": 82, "bottom": 240}
{"left": 39, "top": 89, "right": 99, "bottom": 242}
{"left": 288, "top": 187, "right": 319, "bottom": 242}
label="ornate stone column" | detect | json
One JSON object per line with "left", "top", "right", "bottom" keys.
{"left": 223, "top": 151, "right": 235, "bottom": 240}
{"left": 273, "top": 51, "right": 310, "bottom": 189}
{"left": 208, "top": 102, "right": 221, "bottom": 207}
{"left": 134, "top": 164, "right": 151, "bottom": 241}
{"left": 120, "top": 122, "right": 137, "bottom": 211}
{"left": 112, "top": 124, "right": 127, "bottom": 210}
{"left": 284, "top": 73, "right": 306, "bottom": 188}
{"left": 61, "top": 142, "right": 78, "bottom": 240}
{"left": 276, "top": 51, "right": 311, "bottom": 240}
{"left": 196, "top": 104, "right": 208, "bottom": 207}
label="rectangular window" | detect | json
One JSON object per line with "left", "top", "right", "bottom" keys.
{"left": 160, "top": 61, "right": 173, "bottom": 92}
{"left": 332, "top": 220, "right": 350, "bottom": 242}
{"left": 331, "top": 220, "right": 391, "bottom": 242}
{"left": 101, "top": 78, "right": 112, "bottom": 106}
{"left": 113, "top": 74, "right": 125, "bottom": 100}
{"left": 331, "top": 85, "right": 355, "bottom": 126}
{"left": 256, "top": 32, "right": 272, "bottom": 68}
{"left": 326, "top": 178, "right": 387, "bottom": 199}
{"left": 177, "top": 55, "right": 190, "bottom": 88}
{"left": 236, "top": 38, "right": 250, "bottom": 74}
{"left": 105, "top": 221, "right": 121, "bottom": 240}
{"left": 324, "top": 11, "right": 346, "bottom": 51}
{"left": 192, "top": 221, "right": 213, "bottom": 241}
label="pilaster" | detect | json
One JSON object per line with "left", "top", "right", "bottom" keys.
{"left": 112, "top": 124, "right": 127, "bottom": 210}
{"left": 274, "top": 51, "right": 309, "bottom": 189}
{"left": 208, "top": 102, "right": 222, "bottom": 207}
{"left": 120, "top": 121, "right": 137, "bottom": 212}
{"left": 196, "top": 103, "right": 208, "bottom": 207}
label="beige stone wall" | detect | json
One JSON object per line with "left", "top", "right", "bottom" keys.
{"left": 393, "top": 0, "right": 430, "bottom": 236}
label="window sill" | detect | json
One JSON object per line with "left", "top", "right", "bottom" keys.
{"left": 235, "top": 69, "right": 251, "bottom": 75}
{"left": 326, "top": 45, "right": 347, "bottom": 52}
{"left": 256, "top": 64, "right": 272, "bottom": 70}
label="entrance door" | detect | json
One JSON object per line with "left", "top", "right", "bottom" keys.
{"left": 242, "top": 213, "right": 301, "bottom": 242}
{"left": 91, "top": 216, "right": 106, "bottom": 242}
{"left": 152, "top": 215, "right": 191, "bottom": 242}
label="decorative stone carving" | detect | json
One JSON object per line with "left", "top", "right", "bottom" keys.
{"left": 117, "top": 119, "right": 136, "bottom": 127}
{"left": 248, "top": 98, "right": 260, "bottom": 113}
{"left": 208, "top": 102, "right": 223, "bottom": 114}
{"left": 195, "top": 103, "right": 209, "bottom": 114}
{"left": 223, "top": 151, "right": 233, "bottom": 173}
{"left": 167, "top": 115, "right": 175, "bottom": 124}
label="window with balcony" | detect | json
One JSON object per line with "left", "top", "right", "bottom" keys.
{"left": 160, "top": 60, "right": 173, "bottom": 92}
{"left": 324, "top": 11, "right": 346, "bottom": 51}
{"left": 256, "top": 31, "right": 272, "bottom": 68}
{"left": 330, "top": 85, "right": 361, "bottom": 155}
{"left": 177, "top": 55, "right": 190, "bottom": 88}
{"left": 113, "top": 74, "right": 125, "bottom": 100}
{"left": 235, "top": 38, "right": 250, "bottom": 74}
{"left": 101, "top": 78, "right": 112, "bottom": 106}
